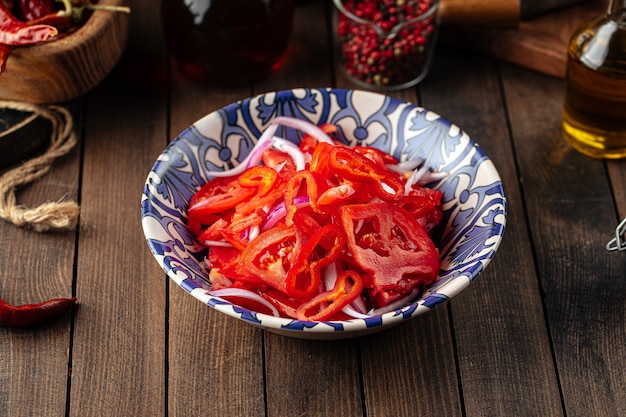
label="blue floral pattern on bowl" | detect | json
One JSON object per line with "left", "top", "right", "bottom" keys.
{"left": 141, "top": 88, "right": 506, "bottom": 340}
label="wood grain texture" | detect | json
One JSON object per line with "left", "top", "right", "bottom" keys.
{"left": 67, "top": 1, "right": 167, "bottom": 416}
{"left": 424, "top": 46, "right": 565, "bottom": 417}
{"left": 0, "top": 0, "right": 130, "bottom": 104}
{"left": 502, "top": 63, "right": 626, "bottom": 417}
{"left": 440, "top": 1, "right": 605, "bottom": 78}
{"left": 0, "top": 101, "right": 80, "bottom": 417}
{"left": 1, "top": 1, "right": 625, "bottom": 417}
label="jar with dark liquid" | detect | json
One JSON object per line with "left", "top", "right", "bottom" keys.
{"left": 161, "top": 0, "right": 293, "bottom": 85}
{"left": 561, "top": 0, "right": 626, "bottom": 159}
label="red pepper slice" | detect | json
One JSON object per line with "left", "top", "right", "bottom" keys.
{"left": 283, "top": 170, "right": 321, "bottom": 226}
{"left": 262, "top": 289, "right": 301, "bottom": 319}
{"left": 299, "top": 123, "right": 337, "bottom": 153}
{"left": 329, "top": 146, "right": 404, "bottom": 202}
{"left": 284, "top": 223, "right": 346, "bottom": 299}
{"left": 398, "top": 187, "right": 443, "bottom": 232}
{"left": 189, "top": 175, "right": 257, "bottom": 217}
{"left": 295, "top": 270, "right": 363, "bottom": 321}
{"left": 340, "top": 202, "right": 440, "bottom": 307}
{"left": 238, "top": 165, "right": 277, "bottom": 197}
{"left": 353, "top": 145, "right": 398, "bottom": 167}
{"left": 0, "top": 3, "right": 57, "bottom": 45}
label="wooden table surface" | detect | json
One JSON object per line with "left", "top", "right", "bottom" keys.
{"left": 1, "top": 1, "right": 625, "bottom": 416}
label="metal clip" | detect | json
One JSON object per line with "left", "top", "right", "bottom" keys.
{"left": 606, "top": 217, "right": 626, "bottom": 252}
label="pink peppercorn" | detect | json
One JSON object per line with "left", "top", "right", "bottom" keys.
{"left": 334, "top": 0, "right": 439, "bottom": 90}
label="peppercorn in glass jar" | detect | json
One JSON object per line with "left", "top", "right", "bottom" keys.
{"left": 333, "top": 0, "right": 440, "bottom": 90}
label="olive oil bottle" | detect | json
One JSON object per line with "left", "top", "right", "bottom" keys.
{"left": 561, "top": 0, "right": 626, "bottom": 159}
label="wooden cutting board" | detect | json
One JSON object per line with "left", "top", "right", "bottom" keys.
{"left": 440, "top": 1, "right": 606, "bottom": 78}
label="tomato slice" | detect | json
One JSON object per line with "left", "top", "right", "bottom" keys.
{"left": 239, "top": 224, "right": 299, "bottom": 293}
{"left": 340, "top": 202, "right": 440, "bottom": 307}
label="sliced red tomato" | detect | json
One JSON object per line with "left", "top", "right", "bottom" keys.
{"left": 262, "top": 148, "right": 294, "bottom": 170}
{"left": 239, "top": 224, "right": 300, "bottom": 293}
{"left": 340, "top": 202, "right": 440, "bottom": 307}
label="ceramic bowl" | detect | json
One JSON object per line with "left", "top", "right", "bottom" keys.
{"left": 0, "top": 0, "right": 130, "bottom": 104}
{"left": 141, "top": 88, "right": 507, "bottom": 340}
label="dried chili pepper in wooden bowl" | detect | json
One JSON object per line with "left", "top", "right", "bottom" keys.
{"left": 0, "top": 0, "right": 130, "bottom": 103}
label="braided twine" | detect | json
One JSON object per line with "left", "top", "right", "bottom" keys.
{"left": 0, "top": 101, "right": 79, "bottom": 232}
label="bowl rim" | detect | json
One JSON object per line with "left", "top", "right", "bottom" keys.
{"left": 141, "top": 87, "right": 507, "bottom": 338}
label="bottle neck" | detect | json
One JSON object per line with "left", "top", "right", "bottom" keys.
{"left": 609, "top": 0, "right": 626, "bottom": 15}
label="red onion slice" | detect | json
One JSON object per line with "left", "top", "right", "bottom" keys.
{"left": 262, "top": 196, "right": 310, "bottom": 231}
{"left": 205, "top": 124, "right": 278, "bottom": 178}
{"left": 271, "top": 116, "right": 334, "bottom": 144}
{"left": 272, "top": 137, "right": 306, "bottom": 171}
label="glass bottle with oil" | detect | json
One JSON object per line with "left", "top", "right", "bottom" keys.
{"left": 561, "top": 0, "right": 626, "bottom": 159}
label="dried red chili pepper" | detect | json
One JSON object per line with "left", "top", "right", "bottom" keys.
{"left": 0, "top": 296, "right": 76, "bottom": 327}
{"left": 0, "top": 3, "right": 57, "bottom": 45}
{"left": 19, "top": 0, "right": 55, "bottom": 22}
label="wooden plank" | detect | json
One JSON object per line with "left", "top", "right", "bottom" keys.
{"left": 0, "top": 101, "right": 81, "bottom": 417}
{"left": 165, "top": 38, "right": 267, "bottom": 417}
{"left": 265, "top": 336, "right": 363, "bottom": 417}
{"left": 422, "top": 45, "right": 565, "bottom": 416}
{"left": 67, "top": 0, "right": 167, "bottom": 415}
{"left": 358, "top": 310, "right": 463, "bottom": 417}
{"left": 501, "top": 63, "right": 626, "bottom": 416}
{"left": 608, "top": 161, "right": 626, "bottom": 219}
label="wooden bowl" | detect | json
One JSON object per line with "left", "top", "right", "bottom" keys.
{"left": 0, "top": 0, "right": 130, "bottom": 104}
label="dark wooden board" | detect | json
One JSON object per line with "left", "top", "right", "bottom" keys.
{"left": 440, "top": 1, "right": 606, "bottom": 78}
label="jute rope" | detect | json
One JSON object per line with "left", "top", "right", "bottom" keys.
{"left": 0, "top": 101, "right": 79, "bottom": 232}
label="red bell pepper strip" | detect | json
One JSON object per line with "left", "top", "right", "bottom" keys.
{"left": 398, "top": 187, "right": 443, "bottom": 232}
{"left": 308, "top": 141, "right": 335, "bottom": 179}
{"left": 340, "top": 202, "right": 440, "bottom": 307}
{"left": 0, "top": 296, "right": 76, "bottom": 327}
{"left": 284, "top": 223, "right": 346, "bottom": 299}
{"left": 188, "top": 175, "right": 256, "bottom": 217}
{"left": 238, "top": 165, "right": 277, "bottom": 197}
{"left": 283, "top": 170, "right": 321, "bottom": 226}
{"left": 353, "top": 145, "right": 398, "bottom": 167}
{"left": 329, "top": 146, "right": 404, "bottom": 202}
{"left": 0, "top": 3, "right": 57, "bottom": 45}
{"left": 295, "top": 270, "right": 363, "bottom": 321}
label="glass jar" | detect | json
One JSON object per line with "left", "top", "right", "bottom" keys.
{"left": 161, "top": 0, "right": 294, "bottom": 85}
{"left": 333, "top": 0, "right": 440, "bottom": 91}
{"left": 561, "top": 0, "right": 626, "bottom": 159}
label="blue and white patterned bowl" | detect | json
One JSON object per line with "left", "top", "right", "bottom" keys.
{"left": 141, "top": 88, "right": 506, "bottom": 340}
